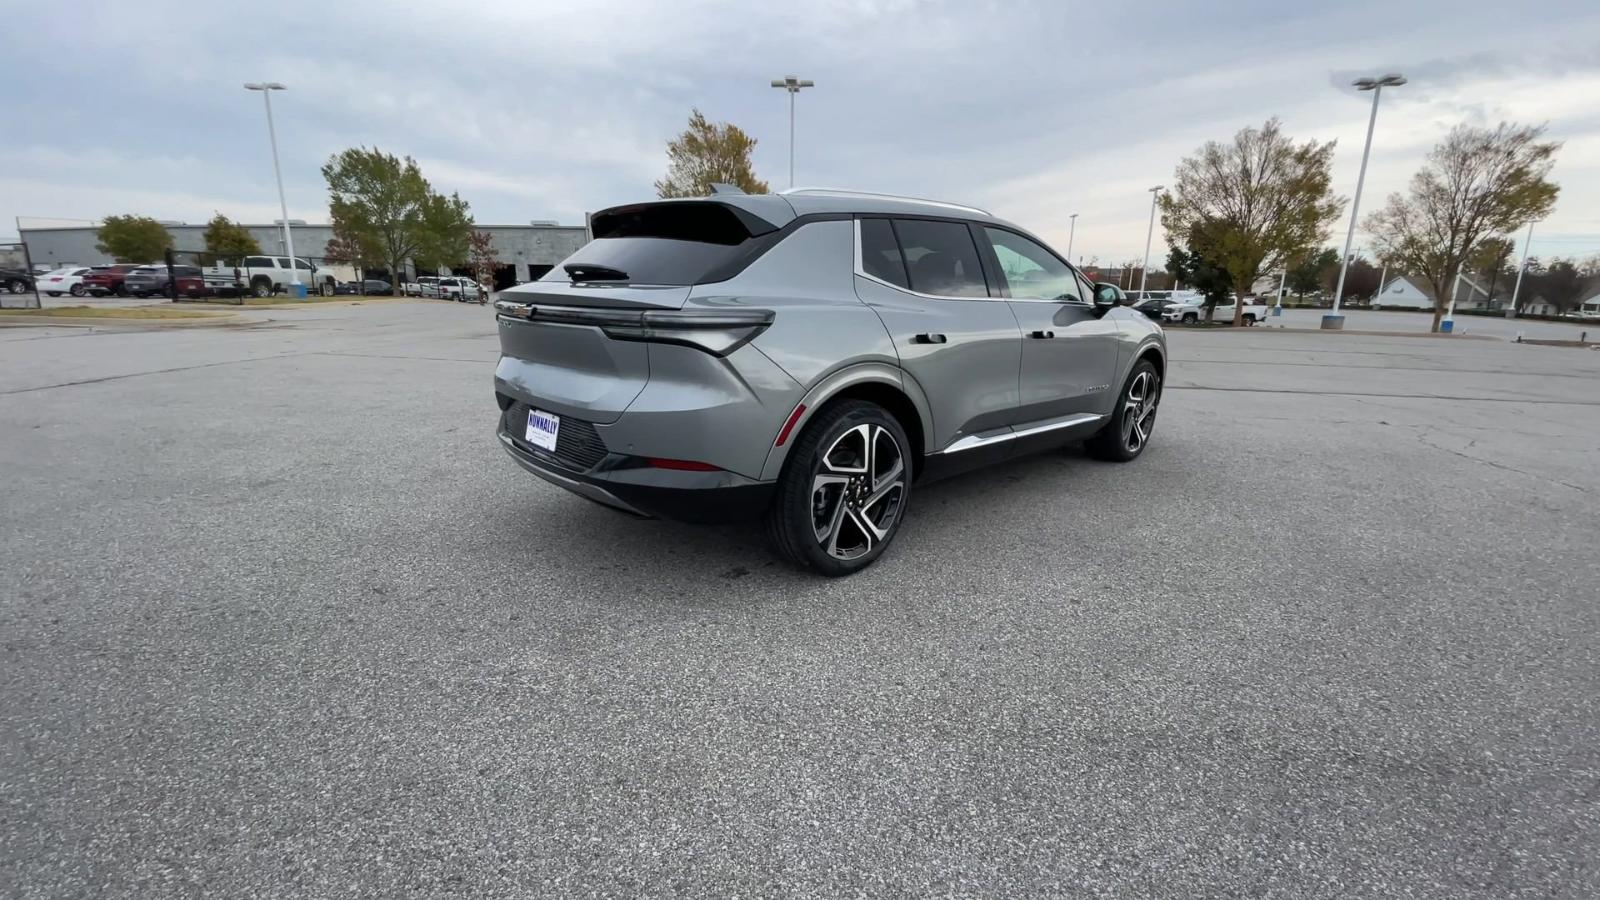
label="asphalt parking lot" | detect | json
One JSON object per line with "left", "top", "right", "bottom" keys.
{"left": 3, "top": 301, "right": 1597, "bottom": 897}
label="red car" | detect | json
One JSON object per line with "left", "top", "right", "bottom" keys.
{"left": 80, "top": 264, "right": 145, "bottom": 297}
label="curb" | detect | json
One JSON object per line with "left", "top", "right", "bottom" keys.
{"left": 0, "top": 313, "right": 267, "bottom": 330}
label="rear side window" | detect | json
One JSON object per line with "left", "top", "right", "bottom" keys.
{"left": 893, "top": 219, "right": 988, "bottom": 297}
{"left": 859, "top": 218, "right": 908, "bottom": 288}
{"left": 553, "top": 201, "right": 776, "bottom": 286}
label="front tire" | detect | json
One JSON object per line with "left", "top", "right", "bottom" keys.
{"left": 766, "top": 401, "right": 911, "bottom": 576}
{"left": 1087, "top": 360, "right": 1161, "bottom": 462}
{"left": 69, "top": 284, "right": 86, "bottom": 297}
{"left": 1181, "top": 312, "right": 1197, "bottom": 324}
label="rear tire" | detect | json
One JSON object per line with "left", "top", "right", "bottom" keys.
{"left": 1087, "top": 359, "right": 1161, "bottom": 462}
{"left": 766, "top": 400, "right": 912, "bottom": 576}
{"left": 252, "top": 279, "right": 272, "bottom": 298}
{"left": 1243, "top": 314, "right": 1257, "bottom": 325}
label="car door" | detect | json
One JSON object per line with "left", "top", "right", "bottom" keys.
{"left": 977, "top": 226, "right": 1122, "bottom": 424}
{"left": 853, "top": 217, "right": 1022, "bottom": 455}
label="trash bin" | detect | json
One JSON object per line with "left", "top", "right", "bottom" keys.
{"left": 289, "top": 283, "right": 308, "bottom": 299}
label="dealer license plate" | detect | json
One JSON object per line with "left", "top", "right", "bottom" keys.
{"left": 524, "top": 408, "right": 559, "bottom": 452}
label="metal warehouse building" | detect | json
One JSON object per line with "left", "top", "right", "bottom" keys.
{"left": 17, "top": 221, "right": 589, "bottom": 289}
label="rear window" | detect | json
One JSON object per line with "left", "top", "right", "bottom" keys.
{"left": 554, "top": 201, "right": 776, "bottom": 286}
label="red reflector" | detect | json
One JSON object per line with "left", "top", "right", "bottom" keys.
{"left": 646, "top": 457, "right": 720, "bottom": 472}
{"left": 774, "top": 404, "right": 807, "bottom": 447}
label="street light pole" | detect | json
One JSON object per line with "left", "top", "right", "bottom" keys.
{"left": 1139, "top": 185, "right": 1163, "bottom": 296}
{"left": 1508, "top": 221, "right": 1535, "bottom": 317}
{"left": 1066, "top": 213, "right": 1078, "bottom": 264}
{"left": 770, "top": 76, "right": 814, "bottom": 189}
{"left": 244, "top": 82, "right": 298, "bottom": 287}
{"left": 1326, "top": 73, "right": 1405, "bottom": 331}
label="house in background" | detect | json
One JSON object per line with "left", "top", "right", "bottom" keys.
{"left": 1371, "top": 275, "right": 1505, "bottom": 310}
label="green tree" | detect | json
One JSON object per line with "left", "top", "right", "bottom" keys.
{"left": 1160, "top": 118, "right": 1344, "bottom": 325}
{"left": 1287, "top": 248, "right": 1338, "bottom": 300}
{"left": 1167, "top": 245, "right": 1234, "bottom": 319}
{"left": 322, "top": 147, "right": 474, "bottom": 285}
{"left": 95, "top": 215, "right": 173, "bottom": 263}
{"left": 1365, "top": 123, "right": 1560, "bottom": 332}
{"left": 200, "top": 213, "right": 260, "bottom": 265}
{"left": 655, "top": 109, "right": 770, "bottom": 198}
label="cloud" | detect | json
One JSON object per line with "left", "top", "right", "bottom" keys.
{"left": 5, "top": 0, "right": 1600, "bottom": 262}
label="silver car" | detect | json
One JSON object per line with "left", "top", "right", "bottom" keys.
{"left": 494, "top": 189, "right": 1166, "bottom": 575}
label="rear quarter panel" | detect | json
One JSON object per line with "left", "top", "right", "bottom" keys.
{"left": 688, "top": 218, "right": 918, "bottom": 480}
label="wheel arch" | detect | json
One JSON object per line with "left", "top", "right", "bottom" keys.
{"left": 1135, "top": 340, "right": 1166, "bottom": 380}
{"left": 758, "top": 362, "right": 932, "bottom": 483}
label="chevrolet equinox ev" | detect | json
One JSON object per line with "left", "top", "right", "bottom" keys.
{"left": 494, "top": 188, "right": 1166, "bottom": 576}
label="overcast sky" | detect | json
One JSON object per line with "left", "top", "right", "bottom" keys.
{"left": 6, "top": 0, "right": 1600, "bottom": 265}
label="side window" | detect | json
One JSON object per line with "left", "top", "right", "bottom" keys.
{"left": 982, "top": 227, "right": 1081, "bottom": 302}
{"left": 893, "top": 218, "right": 988, "bottom": 298}
{"left": 858, "top": 218, "right": 908, "bottom": 288}
{"left": 276, "top": 258, "right": 292, "bottom": 269}
{"left": 244, "top": 256, "right": 269, "bottom": 268}
{"left": 295, "top": 258, "right": 314, "bottom": 271}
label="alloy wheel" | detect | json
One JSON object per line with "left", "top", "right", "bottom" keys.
{"left": 1121, "top": 371, "right": 1160, "bottom": 453}
{"left": 810, "top": 423, "right": 906, "bottom": 560}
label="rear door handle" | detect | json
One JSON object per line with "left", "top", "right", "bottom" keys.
{"left": 913, "top": 333, "right": 948, "bottom": 344}
{"left": 1029, "top": 330, "right": 1056, "bottom": 339}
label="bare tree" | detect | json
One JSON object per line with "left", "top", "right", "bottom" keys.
{"left": 468, "top": 231, "right": 499, "bottom": 302}
{"left": 1364, "top": 123, "right": 1560, "bottom": 332}
{"left": 1160, "top": 118, "right": 1344, "bottom": 325}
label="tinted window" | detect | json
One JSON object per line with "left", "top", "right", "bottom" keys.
{"left": 295, "top": 259, "right": 313, "bottom": 271}
{"left": 859, "top": 218, "right": 907, "bottom": 288}
{"left": 558, "top": 201, "right": 773, "bottom": 286}
{"left": 244, "top": 256, "right": 270, "bottom": 267}
{"left": 276, "top": 258, "right": 292, "bottom": 268}
{"left": 982, "top": 227, "right": 1081, "bottom": 302}
{"left": 894, "top": 219, "right": 987, "bottom": 298}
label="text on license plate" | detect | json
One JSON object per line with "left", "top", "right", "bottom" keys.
{"left": 525, "top": 409, "right": 560, "bottom": 452}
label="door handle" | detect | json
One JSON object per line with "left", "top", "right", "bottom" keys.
{"left": 913, "top": 333, "right": 948, "bottom": 344}
{"left": 1029, "top": 330, "right": 1056, "bottom": 339}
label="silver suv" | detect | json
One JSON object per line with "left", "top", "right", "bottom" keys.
{"left": 494, "top": 189, "right": 1166, "bottom": 575}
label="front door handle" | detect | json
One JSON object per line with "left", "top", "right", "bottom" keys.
{"left": 913, "top": 333, "right": 948, "bottom": 344}
{"left": 1029, "top": 330, "right": 1056, "bottom": 339}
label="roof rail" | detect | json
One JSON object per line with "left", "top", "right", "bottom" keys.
{"left": 780, "top": 187, "right": 991, "bottom": 217}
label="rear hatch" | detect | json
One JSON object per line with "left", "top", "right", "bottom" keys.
{"left": 495, "top": 199, "right": 789, "bottom": 424}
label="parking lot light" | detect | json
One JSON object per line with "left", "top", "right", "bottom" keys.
{"left": 770, "top": 76, "right": 814, "bottom": 189}
{"left": 244, "top": 82, "right": 299, "bottom": 287}
{"left": 1139, "top": 186, "right": 1163, "bottom": 296}
{"left": 1326, "top": 73, "right": 1405, "bottom": 330}
{"left": 1067, "top": 213, "right": 1078, "bottom": 264}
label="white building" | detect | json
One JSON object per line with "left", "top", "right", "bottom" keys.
{"left": 1372, "top": 274, "right": 1502, "bottom": 310}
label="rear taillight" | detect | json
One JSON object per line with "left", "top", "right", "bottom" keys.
{"left": 601, "top": 309, "right": 775, "bottom": 357}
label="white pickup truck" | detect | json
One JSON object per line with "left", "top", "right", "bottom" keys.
{"left": 202, "top": 255, "right": 337, "bottom": 298}
{"left": 1161, "top": 292, "right": 1270, "bottom": 325}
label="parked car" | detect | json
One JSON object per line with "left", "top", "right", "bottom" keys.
{"left": 80, "top": 264, "right": 144, "bottom": 297}
{"left": 200, "top": 255, "right": 337, "bottom": 297}
{"left": 333, "top": 279, "right": 393, "bottom": 296}
{"left": 1161, "top": 292, "right": 1268, "bottom": 324}
{"left": 493, "top": 189, "right": 1166, "bottom": 575}
{"left": 123, "top": 264, "right": 209, "bottom": 298}
{"left": 1130, "top": 296, "right": 1166, "bottom": 320}
{"left": 1, "top": 267, "right": 36, "bottom": 294}
{"left": 34, "top": 266, "right": 95, "bottom": 297}
{"left": 438, "top": 276, "right": 483, "bottom": 302}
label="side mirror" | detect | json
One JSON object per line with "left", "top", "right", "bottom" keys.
{"left": 1093, "top": 283, "right": 1123, "bottom": 308}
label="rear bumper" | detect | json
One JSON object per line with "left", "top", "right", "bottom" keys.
{"left": 498, "top": 430, "right": 775, "bottom": 524}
